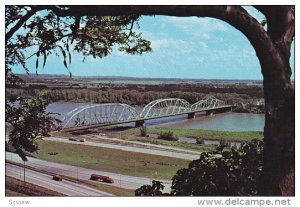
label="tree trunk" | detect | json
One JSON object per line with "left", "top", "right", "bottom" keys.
{"left": 260, "top": 69, "right": 294, "bottom": 195}
{"left": 254, "top": 6, "right": 295, "bottom": 196}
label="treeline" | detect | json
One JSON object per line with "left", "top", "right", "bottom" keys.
{"left": 119, "top": 83, "right": 264, "bottom": 99}
{"left": 6, "top": 87, "right": 264, "bottom": 113}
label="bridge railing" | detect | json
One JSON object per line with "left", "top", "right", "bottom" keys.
{"left": 139, "top": 98, "right": 191, "bottom": 118}
{"left": 61, "top": 103, "right": 139, "bottom": 130}
{"left": 190, "top": 96, "right": 226, "bottom": 111}
{"left": 60, "top": 95, "right": 230, "bottom": 130}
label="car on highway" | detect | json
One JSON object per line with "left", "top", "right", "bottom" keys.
{"left": 98, "top": 133, "right": 106, "bottom": 137}
{"left": 69, "top": 137, "right": 86, "bottom": 142}
{"left": 78, "top": 138, "right": 86, "bottom": 142}
{"left": 69, "top": 137, "right": 77, "bottom": 141}
{"left": 90, "top": 174, "right": 114, "bottom": 183}
{"left": 52, "top": 175, "right": 62, "bottom": 181}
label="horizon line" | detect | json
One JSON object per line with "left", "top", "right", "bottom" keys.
{"left": 16, "top": 73, "right": 267, "bottom": 82}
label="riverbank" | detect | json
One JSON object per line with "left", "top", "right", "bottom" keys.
{"left": 102, "top": 126, "right": 263, "bottom": 142}
{"left": 135, "top": 127, "right": 263, "bottom": 142}
{"left": 77, "top": 126, "right": 263, "bottom": 153}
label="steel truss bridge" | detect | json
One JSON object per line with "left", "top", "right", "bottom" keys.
{"left": 60, "top": 95, "right": 232, "bottom": 132}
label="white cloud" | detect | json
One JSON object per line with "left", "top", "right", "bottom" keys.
{"left": 202, "top": 33, "right": 211, "bottom": 40}
{"left": 163, "top": 16, "right": 229, "bottom": 38}
{"left": 150, "top": 38, "right": 193, "bottom": 51}
{"left": 199, "top": 42, "right": 208, "bottom": 49}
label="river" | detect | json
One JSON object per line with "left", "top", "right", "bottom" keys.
{"left": 46, "top": 102, "right": 265, "bottom": 132}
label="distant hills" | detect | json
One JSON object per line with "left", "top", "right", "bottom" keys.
{"left": 16, "top": 73, "right": 263, "bottom": 84}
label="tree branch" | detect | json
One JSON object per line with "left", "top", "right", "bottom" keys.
{"left": 42, "top": 6, "right": 272, "bottom": 51}
{"left": 12, "top": 5, "right": 291, "bottom": 84}
{"left": 42, "top": 5, "right": 283, "bottom": 80}
{"left": 254, "top": 6, "right": 294, "bottom": 77}
{"left": 254, "top": 6, "right": 294, "bottom": 44}
{"left": 6, "top": 6, "right": 40, "bottom": 42}
{"left": 126, "top": 19, "right": 135, "bottom": 39}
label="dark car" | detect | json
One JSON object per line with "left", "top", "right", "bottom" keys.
{"left": 52, "top": 175, "right": 62, "bottom": 181}
{"left": 69, "top": 137, "right": 86, "bottom": 142}
{"left": 69, "top": 137, "right": 77, "bottom": 141}
{"left": 90, "top": 174, "right": 114, "bottom": 183}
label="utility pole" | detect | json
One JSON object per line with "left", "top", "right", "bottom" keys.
{"left": 23, "top": 161, "right": 26, "bottom": 184}
{"left": 77, "top": 166, "right": 79, "bottom": 181}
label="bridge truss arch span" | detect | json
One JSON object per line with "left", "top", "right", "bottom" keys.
{"left": 190, "top": 95, "right": 226, "bottom": 111}
{"left": 140, "top": 98, "right": 191, "bottom": 118}
{"left": 61, "top": 103, "right": 139, "bottom": 130}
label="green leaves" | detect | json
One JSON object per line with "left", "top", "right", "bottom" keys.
{"left": 42, "top": 50, "right": 47, "bottom": 68}
{"left": 135, "top": 139, "right": 263, "bottom": 196}
{"left": 157, "top": 131, "right": 178, "bottom": 141}
{"left": 5, "top": 91, "right": 60, "bottom": 161}
{"left": 135, "top": 180, "right": 166, "bottom": 196}
{"left": 6, "top": 7, "right": 152, "bottom": 78}
{"left": 59, "top": 45, "right": 67, "bottom": 67}
{"left": 261, "top": 18, "right": 267, "bottom": 27}
{"left": 170, "top": 139, "right": 263, "bottom": 196}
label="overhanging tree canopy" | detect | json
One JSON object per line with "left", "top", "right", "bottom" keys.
{"left": 5, "top": 5, "right": 295, "bottom": 196}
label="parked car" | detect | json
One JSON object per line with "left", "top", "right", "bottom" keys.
{"left": 52, "top": 175, "right": 62, "bottom": 181}
{"left": 90, "top": 174, "right": 114, "bottom": 183}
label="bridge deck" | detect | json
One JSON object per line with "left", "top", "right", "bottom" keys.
{"left": 61, "top": 105, "right": 232, "bottom": 132}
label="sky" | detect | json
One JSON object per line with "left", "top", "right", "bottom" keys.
{"left": 13, "top": 6, "right": 295, "bottom": 80}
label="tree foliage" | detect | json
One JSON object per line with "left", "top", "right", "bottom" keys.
{"left": 135, "top": 180, "right": 166, "bottom": 196}
{"left": 157, "top": 131, "right": 178, "bottom": 141}
{"left": 5, "top": 5, "right": 152, "bottom": 77}
{"left": 135, "top": 139, "right": 263, "bottom": 196}
{"left": 5, "top": 5, "right": 152, "bottom": 160}
{"left": 139, "top": 126, "right": 147, "bottom": 137}
{"left": 5, "top": 92, "right": 60, "bottom": 161}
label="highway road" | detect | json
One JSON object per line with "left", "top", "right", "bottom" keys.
{"left": 82, "top": 133, "right": 202, "bottom": 155}
{"left": 6, "top": 152, "right": 172, "bottom": 191}
{"left": 43, "top": 136, "right": 200, "bottom": 160}
{"left": 6, "top": 163, "right": 114, "bottom": 196}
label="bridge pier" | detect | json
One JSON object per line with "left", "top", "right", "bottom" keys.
{"left": 188, "top": 112, "right": 195, "bottom": 119}
{"left": 206, "top": 110, "right": 214, "bottom": 116}
{"left": 135, "top": 120, "right": 145, "bottom": 127}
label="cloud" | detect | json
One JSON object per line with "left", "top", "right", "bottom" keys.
{"left": 199, "top": 42, "right": 208, "bottom": 49}
{"left": 151, "top": 38, "right": 192, "bottom": 51}
{"left": 163, "top": 16, "right": 229, "bottom": 39}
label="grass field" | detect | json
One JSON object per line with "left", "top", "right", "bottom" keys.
{"left": 127, "top": 127, "right": 263, "bottom": 142}
{"left": 34, "top": 140, "right": 190, "bottom": 180}
{"left": 97, "top": 126, "right": 263, "bottom": 152}
{"left": 53, "top": 130, "right": 216, "bottom": 153}
{"left": 118, "top": 135, "right": 217, "bottom": 152}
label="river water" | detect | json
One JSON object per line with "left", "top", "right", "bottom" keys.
{"left": 46, "top": 102, "right": 265, "bottom": 132}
